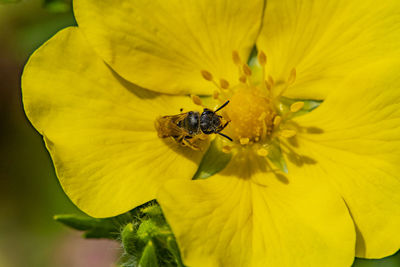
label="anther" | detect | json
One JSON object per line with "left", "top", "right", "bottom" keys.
{"left": 232, "top": 51, "right": 241, "bottom": 65}
{"left": 201, "top": 70, "right": 213, "bottom": 81}
{"left": 191, "top": 95, "right": 202, "bottom": 106}
{"left": 257, "top": 148, "right": 269, "bottom": 157}
{"left": 242, "top": 64, "right": 252, "bottom": 76}
{"left": 280, "top": 129, "right": 297, "bottom": 138}
{"left": 258, "top": 112, "right": 267, "bottom": 121}
{"left": 239, "top": 75, "right": 247, "bottom": 83}
{"left": 287, "top": 68, "right": 296, "bottom": 85}
{"left": 268, "top": 75, "right": 274, "bottom": 86}
{"left": 290, "top": 101, "right": 304, "bottom": 113}
{"left": 265, "top": 80, "right": 272, "bottom": 90}
{"left": 258, "top": 51, "right": 267, "bottom": 66}
{"left": 213, "top": 90, "right": 220, "bottom": 99}
{"left": 239, "top": 137, "right": 250, "bottom": 145}
{"left": 219, "top": 79, "right": 230, "bottom": 89}
{"left": 273, "top": 115, "right": 282, "bottom": 126}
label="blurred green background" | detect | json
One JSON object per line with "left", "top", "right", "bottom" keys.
{"left": 0, "top": 0, "right": 398, "bottom": 266}
{"left": 0, "top": 1, "right": 119, "bottom": 266}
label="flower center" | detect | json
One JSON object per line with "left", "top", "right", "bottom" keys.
{"left": 224, "top": 84, "right": 275, "bottom": 144}
{"left": 198, "top": 50, "right": 308, "bottom": 162}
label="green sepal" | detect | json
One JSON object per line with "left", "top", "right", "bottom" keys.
{"left": 139, "top": 241, "right": 159, "bottom": 267}
{"left": 121, "top": 223, "right": 137, "bottom": 256}
{"left": 192, "top": 139, "right": 232, "bottom": 179}
{"left": 267, "top": 138, "right": 288, "bottom": 174}
{"left": 166, "top": 237, "right": 185, "bottom": 267}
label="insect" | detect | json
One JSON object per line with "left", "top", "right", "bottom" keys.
{"left": 155, "top": 100, "right": 232, "bottom": 150}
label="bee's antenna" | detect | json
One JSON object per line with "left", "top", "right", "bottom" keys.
{"left": 214, "top": 100, "right": 230, "bottom": 113}
{"left": 217, "top": 132, "right": 233, "bottom": 141}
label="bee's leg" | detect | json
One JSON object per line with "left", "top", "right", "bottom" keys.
{"left": 197, "top": 133, "right": 208, "bottom": 141}
{"left": 182, "top": 136, "right": 200, "bottom": 150}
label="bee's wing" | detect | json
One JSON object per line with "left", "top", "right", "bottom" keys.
{"left": 155, "top": 113, "right": 188, "bottom": 138}
{"left": 168, "top": 113, "right": 188, "bottom": 124}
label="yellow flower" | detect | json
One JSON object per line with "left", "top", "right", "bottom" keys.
{"left": 22, "top": 0, "right": 400, "bottom": 266}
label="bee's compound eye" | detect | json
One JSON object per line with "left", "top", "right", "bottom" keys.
{"left": 213, "top": 117, "right": 221, "bottom": 126}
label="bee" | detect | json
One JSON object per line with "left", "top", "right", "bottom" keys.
{"left": 155, "top": 100, "right": 232, "bottom": 150}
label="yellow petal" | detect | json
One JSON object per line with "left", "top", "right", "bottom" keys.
{"left": 22, "top": 27, "right": 205, "bottom": 218}
{"left": 258, "top": 0, "right": 400, "bottom": 99}
{"left": 74, "top": 0, "right": 265, "bottom": 95}
{"left": 158, "top": 155, "right": 355, "bottom": 267}
{"left": 289, "top": 60, "right": 400, "bottom": 258}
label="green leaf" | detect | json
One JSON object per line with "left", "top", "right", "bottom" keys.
{"left": 54, "top": 212, "right": 133, "bottom": 239}
{"left": 53, "top": 214, "right": 112, "bottom": 231}
{"left": 139, "top": 241, "right": 159, "bottom": 267}
{"left": 267, "top": 139, "right": 288, "bottom": 173}
{"left": 192, "top": 139, "right": 232, "bottom": 179}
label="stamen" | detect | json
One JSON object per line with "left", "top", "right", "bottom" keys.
{"left": 258, "top": 112, "right": 267, "bottom": 121}
{"left": 265, "top": 80, "right": 272, "bottom": 91}
{"left": 280, "top": 129, "right": 297, "bottom": 138}
{"left": 239, "top": 75, "right": 247, "bottom": 83}
{"left": 258, "top": 51, "right": 267, "bottom": 66}
{"left": 257, "top": 148, "right": 269, "bottom": 157}
{"left": 232, "top": 51, "right": 241, "bottom": 65}
{"left": 290, "top": 101, "right": 304, "bottom": 113}
{"left": 191, "top": 95, "right": 202, "bottom": 106}
{"left": 201, "top": 70, "right": 213, "bottom": 81}
{"left": 273, "top": 115, "right": 282, "bottom": 126}
{"left": 239, "top": 137, "right": 250, "bottom": 145}
{"left": 219, "top": 79, "right": 230, "bottom": 89}
{"left": 268, "top": 75, "right": 275, "bottom": 87}
{"left": 258, "top": 51, "right": 267, "bottom": 91}
{"left": 200, "top": 70, "right": 226, "bottom": 91}
{"left": 287, "top": 68, "right": 296, "bottom": 85}
{"left": 242, "top": 64, "right": 252, "bottom": 76}
{"left": 213, "top": 90, "right": 220, "bottom": 99}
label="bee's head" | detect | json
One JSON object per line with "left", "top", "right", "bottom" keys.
{"left": 200, "top": 108, "right": 231, "bottom": 141}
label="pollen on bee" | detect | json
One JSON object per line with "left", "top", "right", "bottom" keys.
{"left": 191, "top": 94, "right": 202, "bottom": 106}
{"left": 290, "top": 101, "right": 304, "bottom": 113}
{"left": 222, "top": 145, "right": 233, "bottom": 153}
{"left": 280, "top": 129, "right": 297, "bottom": 138}
{"left": 201, "top": 70, "right": 213, "bottom": 81}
